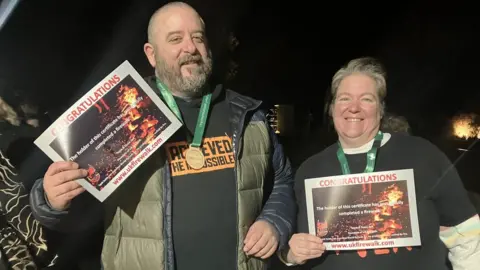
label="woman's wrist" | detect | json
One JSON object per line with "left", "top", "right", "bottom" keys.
{"left": 278, "top": 247, "right": 298, "bottom": 266}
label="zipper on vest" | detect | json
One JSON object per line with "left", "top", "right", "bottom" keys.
{"left": 233, "top": 121, "right": 241, "bottom": 270}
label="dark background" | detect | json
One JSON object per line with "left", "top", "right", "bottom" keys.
{"left": 0, "top": 0, "right": 478, "bottom": 269}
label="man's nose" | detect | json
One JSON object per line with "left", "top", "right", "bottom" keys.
{"left": 182, "top": 37, "right": 197, "bottom": 54}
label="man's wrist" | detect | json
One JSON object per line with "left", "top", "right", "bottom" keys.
{"left": 44, "top": 193, "right": 69, "bottom": 212}
{"left": 256, "top": 218, "right": 281, "bottom": 244}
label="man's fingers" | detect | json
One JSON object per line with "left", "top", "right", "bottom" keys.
{"left": 53, "top": 181, "right": 83, "bottom": 197}
{"left": 254, "top": 238, "right": 273, "bottom": 258}
{"left": 57, "top": 186, "right": 85, "bottom": 202}
{"left": 247, "top": 233, "right": 269, "bottom": 255}
{"left": 260, "top": 240, "right": 278, "bottom": 259}
{"left": 50, "top": 169, "right": 87, "bottom": 186}
{"left": 244, "top": 227, "right": 254, "bottom": 243}
{"left": 260, "top": 245, "right": 277, "bottom": 259}
{"left": 46, "top": 161, "right": 79, "bottom": 176}
{"left": 243, "top": 229, "right": 262, "bottom": 252}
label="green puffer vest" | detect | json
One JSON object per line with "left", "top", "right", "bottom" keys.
{"left": 101, "top": 120, "right": 271, "bottom": 270}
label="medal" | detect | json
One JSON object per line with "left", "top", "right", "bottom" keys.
{"left": 156, "top": 79, "right": 212, "bottom": 171}
{"left": 185, "top": 146, "right": 205, "bottom": 169}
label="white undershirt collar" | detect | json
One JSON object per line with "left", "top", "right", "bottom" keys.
{"left": 342, "top": 133, "right": 391, "bottom": 155}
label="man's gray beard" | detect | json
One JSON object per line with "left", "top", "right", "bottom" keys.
{"left": 155, "top": 56, "right": 212, "bottom": 98}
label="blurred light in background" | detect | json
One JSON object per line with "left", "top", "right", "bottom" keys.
{"left": 267, "top": 104, "right": 295, "bottom": 136}
{"left": 452, "top": 113, "right": 479, "bottom": 140}
{"left": 0, "top": 0, "right": 20, "bottom": 32}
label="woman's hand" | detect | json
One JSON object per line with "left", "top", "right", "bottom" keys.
{"left": 286, "top": 233, "right": 327, "bottom": 265}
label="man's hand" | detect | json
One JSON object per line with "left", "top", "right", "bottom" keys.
{"left": 43, "top": 161, "right": 87, "bottom": 211}
{"left": 243, "top": 220, "right": 279, "bottom": 259}
{"left": 286, "top": 233, "right": 326, "bottom": 265}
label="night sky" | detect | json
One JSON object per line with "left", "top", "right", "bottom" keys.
{"left": 1, "top": 0, "right": 478, "bottom": 128}
{"left": 0, "top": 0, "right": 478, "bottom": 187}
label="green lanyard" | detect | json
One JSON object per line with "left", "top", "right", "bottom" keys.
{"left": 156, "top": 79, "right": 211, "bottom": 148}
{"left": 336, "top": 131, "right": 384, "bottom": 175}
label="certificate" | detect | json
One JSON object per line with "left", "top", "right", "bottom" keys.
{"left": 305, "top": 169, "right": 421, "bottom": 250}
{"left": 35, "top": 61, "right": 182, "bottom": 202}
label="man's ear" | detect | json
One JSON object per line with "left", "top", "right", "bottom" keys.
{"left": 144, "top": 43, "right": 156, "bottom": 68}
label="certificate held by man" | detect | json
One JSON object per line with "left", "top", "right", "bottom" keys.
{"left": 34, "top": 61, "right": 182, "bottom": 202}
{"left": 304, "top": 169, "right": 421, "bottom": 250}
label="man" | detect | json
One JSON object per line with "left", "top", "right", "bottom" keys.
{"left": 29, "top": 2, "right": 296, "bottom": 270}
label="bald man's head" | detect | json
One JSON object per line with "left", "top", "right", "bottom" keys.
{"left": 143, "top": 2, "right": 212, "bottom": 98}
{"left": 147, "top": 2, "right": 205, "bottom": 45}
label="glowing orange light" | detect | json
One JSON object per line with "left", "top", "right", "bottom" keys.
{"left": 451, "top": 114, "right": 478, "bottom": 139}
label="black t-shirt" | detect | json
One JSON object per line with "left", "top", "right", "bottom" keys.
{"left": 295, "top": 133, "right": 476, "bottom": 270}
{"left": 163, "top": 85, "right": 237, "bottom": 270}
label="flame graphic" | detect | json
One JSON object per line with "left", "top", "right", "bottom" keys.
{"left": 117, "top": 85, "right": 159, "bottom": 154}
{"left": 366, "top": 184, "right": 406, "bottom": 240}
{"left": 76, "top": 82, "right": 166, "bottom": 192}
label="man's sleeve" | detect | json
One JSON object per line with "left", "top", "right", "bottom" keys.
{"left": 294, "top": 166, "right": 309, "bottom": 234}
{"left": 30, "top": 178, "right": 103, "bottom": 233}
{"left": 29, "top": 178, "right": 68, "bottom": 230}
{"left": 278, "top": 164, "right": 310, "bottom": 266}
{"left": 256, "top": 116, "right": 297, "bottom": 250}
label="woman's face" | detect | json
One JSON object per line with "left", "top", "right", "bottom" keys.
{"left": 332, "top": 74, "right": 382, "bottom": 147}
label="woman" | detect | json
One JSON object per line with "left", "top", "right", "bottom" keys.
{"left": 282, "top": 57, "right": 480, "bottom": 269}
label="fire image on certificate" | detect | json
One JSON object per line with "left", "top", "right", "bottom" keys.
{"left": 49, "top": 75, "right": 171, "bottom": 191}
{"left": 312, "top": 180, "right": 412, "bottom": 243}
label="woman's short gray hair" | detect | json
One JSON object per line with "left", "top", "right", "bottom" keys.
{"left": 330, "top": 57, "right": 387, "bottom": 115}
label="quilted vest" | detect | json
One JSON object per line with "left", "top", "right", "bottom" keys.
{"left": 101, "top": 120, "right": 271, "bottom": 270}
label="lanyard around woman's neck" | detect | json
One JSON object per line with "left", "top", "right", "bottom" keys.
{"left": 336, "top": 131, "right": 384, "bottom": 175}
